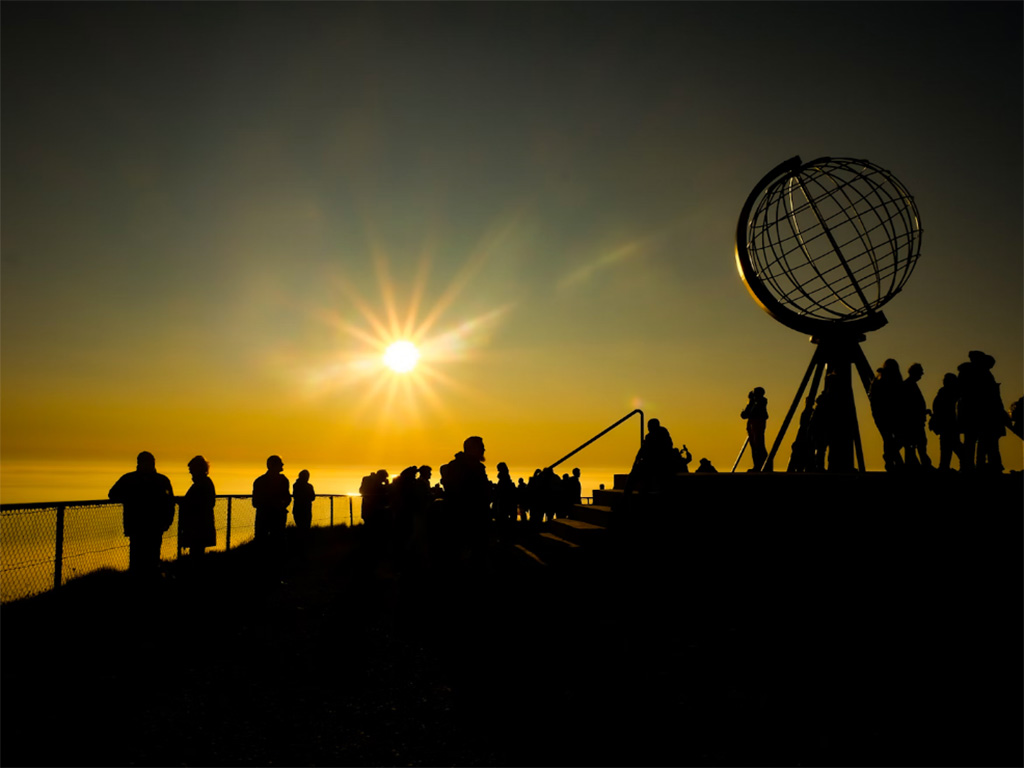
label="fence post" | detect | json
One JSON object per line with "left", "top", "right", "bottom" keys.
{"left": 226, "top": 497, "right": 232, "bottom": 551}
{"left": 53, "top": 505, "right": 66, "bottom": 592}
{"left": 330, "top": 496, "right": 334, "bottom": 527}
{"left": 349, "top": 497, "right": 354, "bottom": 527}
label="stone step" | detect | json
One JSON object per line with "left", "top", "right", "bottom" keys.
{"left": 512, "top": 543, "right": 548, "bottom": 568}
{"left": 567, "top": 503, "right": 614, "bottom": 527}
{"left": 509, "top": 529, "right": 583, "bottom": 571}
{"left": 552, "top": 520, "right": 603, "bottom": 547}
{"left": 592, "top": 488, "right": 625, "bottom": 508}
{"left": 538, "top": 530, "right": 581, "bottom": 552}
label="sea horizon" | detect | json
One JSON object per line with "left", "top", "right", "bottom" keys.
{"left": 0, "top": 457, "right": 627, "bottom": 506}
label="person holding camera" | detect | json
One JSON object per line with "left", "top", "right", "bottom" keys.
{"left": 741, "top": 387, "right": 769, "bottom": 471}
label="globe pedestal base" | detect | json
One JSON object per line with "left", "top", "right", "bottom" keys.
{"left": 763, "top": 335, "right": 876, "bottom": 473}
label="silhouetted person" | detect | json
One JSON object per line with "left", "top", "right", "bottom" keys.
{"left": 108, "top": 451, "right": 175, "bottom": 578}
{"left": 695, "top": 458, "right": 718, "bottom": 473}
{"left": 958, "top": 351, "right": 1008, "bottom": 472}
{"left": 179, "top": 455, "right": 216, "bottom": 559}
{"left": 557, "top": 472, "right": 572, "bottom": 518}
{"left": 741, "top": 387, "right": 769, "bottom": 471}
{"left": 930, "top": 372, "right": 962, "bottom": 472}
{"left": 360, "top": 469, "right": 390, "bottom": 531}
{"left": 528, "top": 468, "right": 544, "bottom": 528}
{"left": 410, "top": 465, "right": 436, "bottom": 570}
{"left": 390, "top": 466, "right": 421, "bottom": 562}
{"left": 292, "top": 469, "right": 315, "bottom": 533}
{"left": 809, "top": 377, "right": 836, "bottom": 472}
{"left": 627, "top": 418, "right": 676, "bottom": 492}
{"left": 870, "top": 358, "right": 905, "bottom": 471}
{"left": 417, "top": 465, "right": 434, "bottom": 500}
{"left": 787, "top": 394, "right": 817, "bottom": 472}
{"left": 493, "top": 462, "right": 518, "bottom": 539}
{"left": 253, "top": 455, "right": 290, "bottom": 542}
{"left": 901, "top": 363, "right": 932, "bottom": 469}
{"left": 675, "top": 445, "right": 693, "bottom": 473}
{"left": 811, "top": 368, "right": 857, "bottom": 472}
{"left": 516, "top": 477, "right": 529, "bottom": 523}
{"left": 973, "top": 352, "right": 1008, "bottom": 472}
{"left": 530, "top": 467, "right": 562, "bottom": 525}
{"left": 1010, "top": 396, "right": 1024, "bottom": 440}
{"left": 567, "top": 467, "right": 583, "bottom": 505}
{"left": 441, "top": 436, "right": 492, "bottom": 559}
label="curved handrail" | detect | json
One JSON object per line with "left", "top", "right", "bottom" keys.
{"left": 546, "top": 409, "right": 644, "bottom": 471}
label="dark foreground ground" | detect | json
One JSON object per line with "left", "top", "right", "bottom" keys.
{"left": 2, "top": 472, "right": 1022, "bottom": 767}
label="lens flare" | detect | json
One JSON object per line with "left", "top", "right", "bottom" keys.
{"left": 299, "top": 225, "right": 519, "bottom": 433}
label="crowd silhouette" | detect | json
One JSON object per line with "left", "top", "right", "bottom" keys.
{"left": 351, "top": 437, "right": 596, "bottom": 577}
{"left": 107, "top": 349, "right": 1020, "bottom": 581}
{"left": 783, "top": 349, "right": 1019, "bottom": 475}
{"left": 867, "top": 350, "right": 1015, "bottom": 474}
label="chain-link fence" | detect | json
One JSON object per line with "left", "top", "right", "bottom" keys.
{"left": 1, "top": 494, "right": 361, "bottom": 604}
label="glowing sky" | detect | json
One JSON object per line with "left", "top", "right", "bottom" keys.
{"left": 2, "top": 1, "right": 1021, "bottom": 487}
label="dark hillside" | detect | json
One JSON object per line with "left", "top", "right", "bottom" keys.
{"left": 2, "top": 473, "right": 1022, "bottom": 767}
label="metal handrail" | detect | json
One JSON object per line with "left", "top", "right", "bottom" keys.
{"left": 546, "top": 409, "right": 645, "bottom": 471}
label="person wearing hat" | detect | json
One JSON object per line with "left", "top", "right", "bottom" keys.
{"left": 741, "top": 387, "right": 769, "bottom": 471}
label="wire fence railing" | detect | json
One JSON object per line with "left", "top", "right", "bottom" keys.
{"left": 1, "top": 494, "right": 361, "bottom": 604}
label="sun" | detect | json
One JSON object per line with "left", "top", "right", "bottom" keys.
{"left": 383, "top": 340, "right": 420, "bottom": 373}
{"left": 303, "top": 222, "right": 519, "bottom": 428}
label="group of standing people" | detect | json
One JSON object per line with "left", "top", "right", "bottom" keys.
{"left": 107, "top": 438, "right": 590, "bottom": 582}
{"left": 924, "top": 351, "right": 1016, "bottom": 473}
{"left": 358, "top": 437, "right": 589, "bottom": 573}
{"left": 107, "top": 360, "right": 1020, "bottom": 580}
{"left": 250, "top": 455, "right": 316, "bottom": 543}
{"left": 869, "top": 359, "right": 935, "bottom": 470}
{"left": 627, "top": 417, "right": 719, "bottom": 492}
{"left": 871, "top": 351, "right": 1015, "bottom": 473}
{"left": 109, "top": 452, "right": 318, "bottom": 578}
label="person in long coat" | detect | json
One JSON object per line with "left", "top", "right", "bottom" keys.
{"left": 179, "top": 455, "right": 216, "bottom": 557}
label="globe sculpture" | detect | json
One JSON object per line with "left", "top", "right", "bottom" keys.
{"left": 735, "top": 156, "right": 923, "bottom": 472}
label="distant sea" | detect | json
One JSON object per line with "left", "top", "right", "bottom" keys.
{"left": 0, "top": 459, "right": 625, "bottom": 505}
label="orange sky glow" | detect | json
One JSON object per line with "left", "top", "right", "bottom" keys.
{"left": 2, "top": 2, "right": 1021, "bottom": 502}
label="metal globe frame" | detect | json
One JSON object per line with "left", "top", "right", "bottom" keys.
{"left": 735, "top": 156, "right": 923, "bottom": 472}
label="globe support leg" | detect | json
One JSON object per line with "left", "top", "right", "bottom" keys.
{"left": 766, "top": 335, "right": 875, "bottom": 473}
{"left": 763, "top": 344, "right": 826, "bottom": 472}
